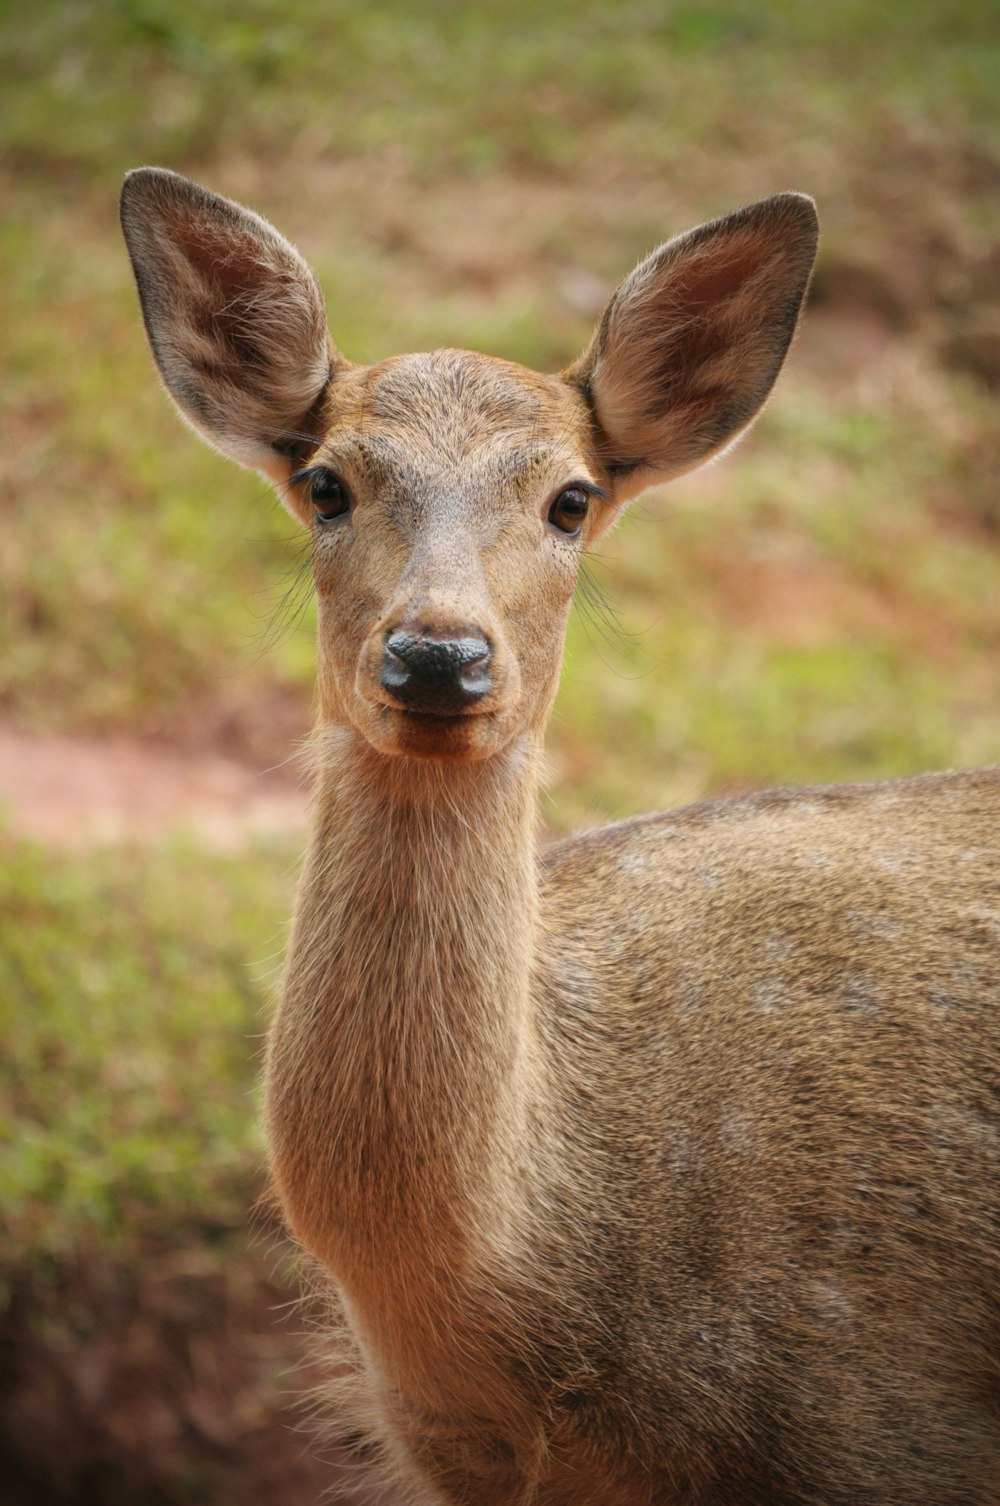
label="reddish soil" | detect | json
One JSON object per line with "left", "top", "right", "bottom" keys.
{"left": 0, "top": 724, "right": 309, "bottom": 848}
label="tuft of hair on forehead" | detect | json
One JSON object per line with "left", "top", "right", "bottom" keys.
{"left": 345, "top": 349, "right": 588, "bottom": 465}
{"left": 568, "top": 193, "right": 818, "bottom": 496}
{"left": 366, "top": 351, "right": 540, "bottom": 428}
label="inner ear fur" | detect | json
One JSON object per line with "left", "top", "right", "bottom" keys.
{"left": 120, "top": 167, "right": 343, "bottom": 481}
{"left": 568, "top": 193, "right": 818, "bottom": 499}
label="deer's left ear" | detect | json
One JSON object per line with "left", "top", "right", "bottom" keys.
{"left": 121, "top": 167, "right": 343, "bottom": 484}
{"left": 568, "top": 193, "right": 818, "bottom": 501}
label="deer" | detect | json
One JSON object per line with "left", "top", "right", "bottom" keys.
{"left": 120, "top": 166, "right": 1000, "bottom": 1506}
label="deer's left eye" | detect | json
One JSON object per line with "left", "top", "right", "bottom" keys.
{"left": 309, "top": 469, "right": 350, "bottom": 523}
{"left": 548, "top": 487, "right": 590, "bottom": 536}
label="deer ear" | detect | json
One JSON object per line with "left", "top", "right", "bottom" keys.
{"left": 569, "top": 193, "right": 818, "bottom": 501}
{"left": 120, "top": 167, "right": 342, "bottom": 483}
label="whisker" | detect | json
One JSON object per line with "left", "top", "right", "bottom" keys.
{"left": 226, "top": 477, "right": 317, "bottom": 665}
{"left": 572, "top": 555, "right": 663, "bottom": 682}
{"left": 247, "top": 554, "right": 316, "bottom": 666}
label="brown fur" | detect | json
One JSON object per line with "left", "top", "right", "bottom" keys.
{"left": 121, "top": 169, "right": 1000, "bottom": 1505}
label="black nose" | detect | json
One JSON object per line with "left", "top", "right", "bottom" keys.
{"left": 380, "top": 631, "right": 493, "bottom": 714}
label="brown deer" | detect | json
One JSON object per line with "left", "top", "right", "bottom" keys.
{"left": 121, "top": 168, "right": 1000, "bottom": 1506}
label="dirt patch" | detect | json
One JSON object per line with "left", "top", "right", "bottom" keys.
{"left": 0, "top": 724, "right": 309, "bottom": 848}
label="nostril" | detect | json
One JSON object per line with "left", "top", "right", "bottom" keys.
{"left": 458, "top": 642, "right": 492, "bottom": 698}
{"left": 381, "top": 631, "right": 494, "bottom": 712}
{"left": 380, "top": 638, "right": 413, "bottom": 697}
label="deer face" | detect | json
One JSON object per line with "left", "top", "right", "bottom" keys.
{"left": 121, "top": 169, "right": 817, "bottom": 762}
{"left": 289, "top": 350, "right": 602, "bottom": 760}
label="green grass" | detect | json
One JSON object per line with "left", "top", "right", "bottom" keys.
{"left": 550, "top": 368, "right": 1000, "bottom": 824}
{"left": 0, "top": 834, "right": 295, "bottom": 1266}
{"left": 3, "top": 1, "right": 998, "bottom": 178}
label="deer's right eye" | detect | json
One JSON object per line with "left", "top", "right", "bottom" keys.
{"left": 308, "top": 469, "right": 350, "bottom": 523}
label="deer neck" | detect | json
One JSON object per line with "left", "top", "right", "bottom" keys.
{"left": 266, "top": 724, "right": 543, "bottom": 1307}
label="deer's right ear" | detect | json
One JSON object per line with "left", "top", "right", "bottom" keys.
{"left": 568, "top": 193, "right": 818, "bottom": 503}
{"left": 120, "top": 167, "right": 343, "bottom": 489}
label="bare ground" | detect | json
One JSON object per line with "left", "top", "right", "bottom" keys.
{"left": 0, "top": 724, "right": 309, "bottom": 849}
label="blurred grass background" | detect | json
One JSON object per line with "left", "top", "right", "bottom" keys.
{"left": 2, "top": 2, "right": 999, "bottom": 1500}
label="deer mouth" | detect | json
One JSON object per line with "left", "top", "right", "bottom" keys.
{"left": 366, "top": 701, "right": 505, "bottom": 761}
{"left": 392, "top": 704, "right": 491, "bottom": 721}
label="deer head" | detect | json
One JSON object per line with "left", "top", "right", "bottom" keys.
{"left": 121, "top": 169, "right": 817, "bottom": 763}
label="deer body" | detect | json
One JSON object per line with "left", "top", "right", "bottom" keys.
{"left": 121, "top": 171, "right": 1000, "bottom": 1504}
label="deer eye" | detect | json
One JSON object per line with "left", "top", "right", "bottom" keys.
{"left": 308, "top": 468, "right": 350, "bottom": 523}
{"left": 548, "top": 486, "right": 590, "bottom": 536}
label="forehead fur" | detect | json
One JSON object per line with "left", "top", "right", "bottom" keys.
{"left": 321, "top": 348, "right": 594, "bottom": 469}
